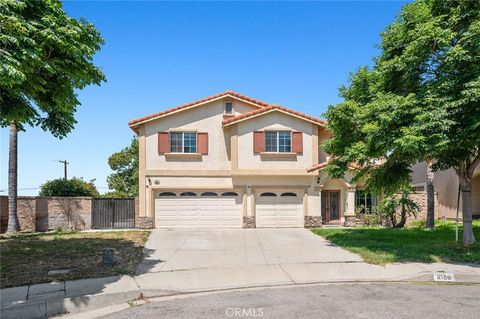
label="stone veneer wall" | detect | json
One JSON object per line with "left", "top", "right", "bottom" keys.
{"left": 243, "top": 216, "right": 255, "bottom": 228}
{"left": 0, "top": 196, "right": 92, "bottom": 232}
{"left": 304, "top": 216, "right": 322, "bottom": 228}
{"left": 405, "top": 191, "right": 442, "bottom": 224}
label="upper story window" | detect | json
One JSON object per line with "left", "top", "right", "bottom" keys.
{"left": 265, "top": 131, "right": 291, "bottom": 152}
{"left": 170, "top": 132, "right": 197, "bottom": 153}
{"left": 224, "top": 102, "right": 234, "bottom": 114}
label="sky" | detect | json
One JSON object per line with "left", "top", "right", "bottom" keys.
{"left": 0, "top": 0, "right": 407, "bottom": 195}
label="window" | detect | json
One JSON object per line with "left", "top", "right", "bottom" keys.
{"left": 159, "top": 192, "right": 176, "bottom": 197}
{"left": 170, "top": 132, "right": 197, "bottom": 153}
{"left": 260, "top": 192, "right": 277, "bottom": 197}
{"left": 221, "top": 192, "right": 238, "bottom": 197}
{"left": 225, "top": 102, "right": 234, "bottom": 114}
{"left": 201, "top": 192, "right": 218, "bottom": 196}
{"left": 412, "top": 186, "right": 425, "bottom": 192}
{"left": 355, "top": 190, "right": 378, "bottom": 214}
{"left": 265, "top": 131, "right": 277, "bottom": 152}
{"left": 265, "top": 131, "right": 291, "bottom": 152}
{"left": 280, "top": 192, "right": 297, "bottom": 197}
{"left": 180, "top": 192, "right": 197, "bottom": 197}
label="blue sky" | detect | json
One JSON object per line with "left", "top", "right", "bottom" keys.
{"left": 0, "top": 0, "right": 407, "bottom": 195}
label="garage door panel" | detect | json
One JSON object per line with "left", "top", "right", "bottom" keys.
{"left": 255, "top": 191, "right": 303, "bottom": 228}
{"left": 155, "top": 191, "right": 242, "bottom": 228}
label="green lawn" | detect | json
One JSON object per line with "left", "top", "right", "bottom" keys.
{"left": 311, "top": 221, "right": 480, "bottom": 265}
{"left": 0, "top": 230, "right": 150, "bottom": 288}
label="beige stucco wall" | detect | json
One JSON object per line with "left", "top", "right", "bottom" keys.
{"left": 411, "top": 162, "right": 427, "bottom": 186}
{"left": 144, "top": 99, "right": 257, "bottom": 171}
{"left": 137, "top": 98, "right": 341, "bottom": 220}
{"left": 236, "top": 112, "right": 315, "bottom": 170}
{"left": 434, "top": 168, "right": 460, "bottom": 219}
{"left": 431, "top": 166, "right": 479, "bottom": 219}
{"left": 473, "top": 174, "right": 480, "bottom": 215}
{"left": 318, "top": 128, "right": 333, "bottom": 164}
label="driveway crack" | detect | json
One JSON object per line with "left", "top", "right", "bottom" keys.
{"left": 279, "top": 264, "right": 296, "bottom": 284}
{"left": 255, "top": 229, "right": 268, "bottom": 264}
{"left": 160, "top": 230, "right": 196, "bottom": 271}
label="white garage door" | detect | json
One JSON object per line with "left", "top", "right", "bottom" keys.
{"left": 155, "top": 191, "right": 242, "bottom": 228}
{"left": 256, "top": 191, "right": 304, "bottom": 228}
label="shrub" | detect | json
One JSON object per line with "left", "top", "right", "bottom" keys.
{"left": 39, "top": 177, "right": 99, "bottom": 197}
{"left": 355, "top": 206, "right": 382, "bottom": 226}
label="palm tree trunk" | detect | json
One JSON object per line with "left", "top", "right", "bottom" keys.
{"left": 397, "top": 202, "right": 407, "bottom": 228}
{"left": 7, "top": 123, "right": 18, "bottom": 233}
{"left": 425, "top": 161, "right": 435, "bottom": 229}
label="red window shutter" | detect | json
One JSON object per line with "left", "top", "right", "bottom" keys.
{"left": 197, "top": 132, "right": 208, "bottom": 154}
{"left": 158, "top": 132, "right": 170, "bottom": 154}
{"left": 292, "top": 131, "right": 303, "bottom": 153}
{"left": 253, "top": 131, "right": 264, "bottom": 153}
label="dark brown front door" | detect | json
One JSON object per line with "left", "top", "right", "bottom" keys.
{"left": 321, "top": 190, "right": 341, "bottom": 223}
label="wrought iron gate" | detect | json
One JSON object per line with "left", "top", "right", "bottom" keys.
{"left": 92, "top": 198, "right": 135, "bottom": 229}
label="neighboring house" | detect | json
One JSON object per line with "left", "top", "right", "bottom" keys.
{"left": 411, "top": 163, "right": 480, "bottom": 219}
{"left": 128, "top": 91, "right": 376, "bottom": 228}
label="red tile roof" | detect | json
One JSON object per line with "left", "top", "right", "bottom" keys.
{"left": 307, "top": 160, "right": 362, "bottom": 173}
{"left": 222, "top": 104, "right": 326, "bottom": 127}
{"left": 307, "top": 162, "right": 328, "bottom": 173}
{"left": 128, "top": 90, "right": 270, "bottom": 128}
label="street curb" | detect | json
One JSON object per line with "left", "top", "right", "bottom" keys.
{"left": 1, "top": 290, "right": 141, "bottom": 319}
{"left": 2, "top": 274, "right": 479, "bottom": 319}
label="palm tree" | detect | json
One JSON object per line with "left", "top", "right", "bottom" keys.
{"left": 7, "top": 123, "right": 18, "bottom": 233}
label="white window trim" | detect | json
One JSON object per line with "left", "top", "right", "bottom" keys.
{"left": 169, "top": 131, "right": 197, "bottom": 153}
{"left": 224, "top": 101, "right": 234, "bottom": 114}
{"left": 264, "top": 130, "right": 292, "bottom": 153}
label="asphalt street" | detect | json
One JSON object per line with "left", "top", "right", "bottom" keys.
{"left": 99, "top": 283, "right": 480, "bottom": 319}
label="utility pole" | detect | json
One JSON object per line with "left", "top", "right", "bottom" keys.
{"left": 59, "top": 160, "right": 69, "bottom": 180}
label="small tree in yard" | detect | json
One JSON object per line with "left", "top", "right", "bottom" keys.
{"left": 324, "top": 0, "right": 479, "bottom": 245}
{"left": 0, "top": 0, "right": 106, "bottom": 232}
{"left": 378, "top": 189, "right": 420, "bottom": 228}
{"left": 39, "top": 178, "right": 99, "bottom": 197}
{"left": 105, "top": 137, "right": 139, "bottom": 197}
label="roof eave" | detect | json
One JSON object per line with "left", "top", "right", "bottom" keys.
{"left": 223, "top": 108, "right": 326, "bottom": 128}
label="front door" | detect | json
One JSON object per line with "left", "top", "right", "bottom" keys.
{"left": 321, "top": 191, "right": 341, "bottom": 223}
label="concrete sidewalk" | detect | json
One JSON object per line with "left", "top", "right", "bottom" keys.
{"left": 2, "top": 261, "right": 479, "bottom": 319}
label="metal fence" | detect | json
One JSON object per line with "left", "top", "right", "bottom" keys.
{"left": 92, "top": 198, "right": 135, "bottom": 229}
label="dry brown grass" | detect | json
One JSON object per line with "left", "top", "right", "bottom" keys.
{"left": 0, "top": 230, "right": 150, "bottom": 288}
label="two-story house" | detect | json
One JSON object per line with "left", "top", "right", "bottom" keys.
{"left": 129, "top": 91, "right": 373, "bottom": 229}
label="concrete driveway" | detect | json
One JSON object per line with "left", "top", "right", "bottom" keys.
{"left": 138, "top": 228, "right": 362, "bottom": 274}
{"left": 131, "top": 228, "right": 480, "bottom": 298}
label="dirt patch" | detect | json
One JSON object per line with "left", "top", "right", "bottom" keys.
{"left": 0, "top": 230, "right": 150, "bottom": 288}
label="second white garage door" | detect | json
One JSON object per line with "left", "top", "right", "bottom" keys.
{"left": 255, "top": 191, "right": 304, "bottom": 228}
{"left": 155, "top": 191, "right": 242, "bottom": 228}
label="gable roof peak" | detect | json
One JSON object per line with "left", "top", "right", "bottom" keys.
{"left": 222, "top": 103, "right": 326, "bottom": 127}
{"left": 128, "top": 90, "right": 269, "bottom": 129}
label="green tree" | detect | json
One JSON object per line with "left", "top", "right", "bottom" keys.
{"left": 378, "top": 188, "right": 420, "bottom": 228}
{"left": 324, "top": 0, "right": 479, "bottom": 245}
{"left": 105, "top": 137, "right": 139, "bottom": 197}
{"left": 0, "top": 0, "right": 106, "bottom": 232}
{"left": 39, "top": 177, "right": 99, "bottom": 197}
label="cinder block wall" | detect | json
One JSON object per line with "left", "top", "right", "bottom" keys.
{"left": 0, "top": 196, "right": 93, "bottom": 232}
{"left": 0, "top": 196, "right": 8, "bottom": 232}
